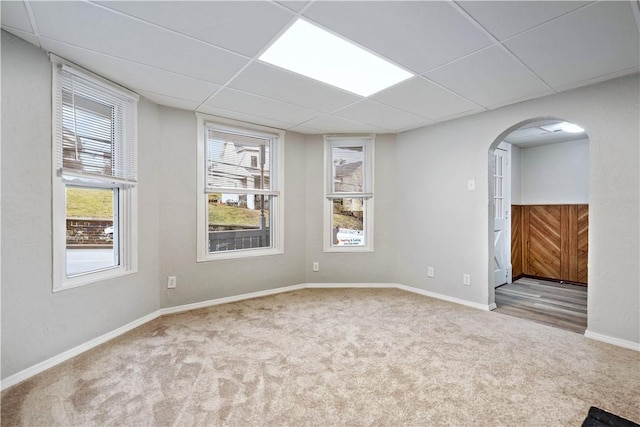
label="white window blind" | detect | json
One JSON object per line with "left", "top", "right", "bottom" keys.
{"left": 326, "top": 136, "right": 373, "bottom": 198}
{"left": 54, "top": 63, "right": 138, "bottom": 185}
{"left": 204, "top": 125, "right": 276, "bottom": 194}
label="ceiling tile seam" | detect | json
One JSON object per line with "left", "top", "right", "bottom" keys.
{"left": 360, "top": 98, "right": 441, "bottom": 123}
{"left": 203, "top": 86, "right": 328, "bottom": 115}
{"left": 196, "top": 10, "right": 303, "bottom": 111}
{"left": 294, "top": 113, "right": 395, "bottom": 134}
{"left": 33, "top": 35, "right": 223, "bottom": 97}
{"left": 137, "top": 88, "right": 211, "bottom": 106}
{"left": 415, "top": 74, "right": 489, "bottom": 112}
{"left": 497, "top": 1, "right": 598, "bottom": 45}
{"left": 23, "top": 1, "right": 42, "bottom": 49}
{"left": 324, "top": 104, "right": 416, "bottom": 132}
{"left": 419, "top": 44, "right": 496, "bottom": 75}
{"left": 197, "top": 103, "right": 311, "bottom": 130}
{"left": 269, "top": 0, "right": 315, "bottom": 17}
{"left": 449, "top": 0, "right": 556, "bottom": 94}
{"left": 85, "top": 0, "right": 253, "bottom": 60}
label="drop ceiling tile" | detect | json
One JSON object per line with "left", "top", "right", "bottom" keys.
{"left": 138, "top": 91, "right": 202, "bottom": 111}
{"left": 276, "top": 1, "right": 310, "bottom": 13}
{"left": 206, "top": 88, "right": 319, "bottom": 125}
{"left": 229, "top": 62, "right": 362, "bottom": 113}
{"left": 303, "top": 1, "right": 493, "bottom": 73}
{"left": 287, "top": 124, "right": 325, "bottom": 134}
{"left": 30, "top": 1, "right": 248, "bottom": 84}
{"left": 300, "top": 115, "right": 391, "bottom": 134}
{"left": 1, "top": 1, "right": 33, "bottom": 33}
{"left": 2, "top": 27, "right": 40, "bottom": 46}
{"left": 371, "top": 77, "right": 482, "bottom": 120}
{"left": 504, "top": 1, "right": 640, "bottom": 90}
{"left": 40, "top": 39, "right": 219, "bottom": 104}
{"left": 198, "top": 105, "right": 296, "bottom": 130}
{"left": 426, "top": 46, "right": 553, "bottom": 108}
{"left": 96, "top": 1, "right": 293, "bottom": 57}
{"left": 334, "top": 100, "right": 430, "bottom": 132}
{"left": 457, "top": 1, "right": 591, "bottom": 40}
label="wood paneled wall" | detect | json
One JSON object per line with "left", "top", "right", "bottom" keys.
{"left": 511, "top": 205, "right": 588, "bottom": 284}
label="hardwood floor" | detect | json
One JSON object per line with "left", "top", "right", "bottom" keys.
{"left": 494, "top": 277, "right": 587, "bottom": 334}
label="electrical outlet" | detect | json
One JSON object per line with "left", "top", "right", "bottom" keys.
{"left": 312, "top": 262, "right": 319, "bottom": 272}
{"left": 427, "top": 267, "right": 435, "bottom": 278}
{"left": 168, "top": 276, "right": 177, "bottom": 289}
{"left": 463, "top": 274, "right": 471, "bottom": 286}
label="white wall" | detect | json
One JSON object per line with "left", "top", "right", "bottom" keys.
{"left": 396, "top": 75, "right": 639, "bottom": 345}
{"left": 157, "top": 107, "right": 307, "bottom": 308}
{"left": 510, "top": 145, "right": 522, "bottom": 204}
{"left": 1, "top": 32, "right": 162, "bottom": 378}
{"left": 303, "top": 134, "right": 397, "bottom": 284}
{"left": 520, "top": 139, "right": 589, "bottom": 204}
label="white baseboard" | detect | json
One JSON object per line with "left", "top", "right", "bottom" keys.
{"left": 584, "top": 329, "right": 640, "bottom": 351}
{"left": 1, "top": 310, "right": 160, "bottom": 391}
{"left": 396, "top": 283, "right": 496, "bottom": 311}
{"left": 159, "top": 284, "right": 306, "bottom": 316}
{"left": 304, "top": 282, "right": 396, "bottom": 289}
{"left": 0, "top": 282, "right": 570, "bottom": 391}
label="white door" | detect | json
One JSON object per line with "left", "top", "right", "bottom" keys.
{"left": 493, "top": 146, "right": 510, "bottom": 287}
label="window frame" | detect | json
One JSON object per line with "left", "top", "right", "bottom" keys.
{"left": 196, "top": 114, "right": 285, "bottom": 262}
{"left": 51, "top": 55, "right": 138, "bottom": 292}
{"left": 323, "top": 135, "right": 375, "bottom": 253}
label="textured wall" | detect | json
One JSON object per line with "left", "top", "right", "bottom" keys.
{"left": 520, "top": 138, "right": 589, "bottom": 204}
{"left": 303, "top": 134, "right": 397, "bottom": 284}
{"left": 1, "top": 31, "right": 162, "bottom": 379}
{"left": 396, "top": 75, "right": 639, "bottom": 345}
{"left": 157, "top": 107, "right": 307, "bottom": 308}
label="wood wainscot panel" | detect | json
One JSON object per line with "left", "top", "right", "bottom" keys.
{"left": 527, "top": 205, "right": 562, "bottom": 279}
{"left": 577, "top": 205, "right": 589, "bottom": 283}
{"left": 511, "top": 205, "right": 523, "bottom": 278}
{"left": 512, "top": 204, "right": 588, "bottom": 285}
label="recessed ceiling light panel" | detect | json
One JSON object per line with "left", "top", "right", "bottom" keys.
{"left": 541, "top": 121, "right": 585, "bottom": 134}
{"left": 259, "top": 19, "right": 413, "bottom": 97}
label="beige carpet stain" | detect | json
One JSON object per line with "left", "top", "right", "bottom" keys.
{"left": 2, "top": 288, "right": 639, "bottom": 426}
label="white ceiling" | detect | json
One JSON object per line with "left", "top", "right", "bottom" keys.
{"left": 503, "top": 119, "right": 588, "bottom": 147}
{"left": 2, "top": 1, "right": 639, "bottom": 134}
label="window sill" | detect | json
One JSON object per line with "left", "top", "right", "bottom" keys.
{"left": 53, "top": 267, "right": 137, "bottom": 293}
{"left": 323, "top": 246, "right": 374, "bottom": 253}
{"left": 197, "top": 247, "right": 284, "bottom": 262}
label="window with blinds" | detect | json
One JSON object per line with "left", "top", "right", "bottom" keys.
{"left": 324, "top": 136, "right": 374, "bottom": 252}
{"left": 51, "top": 56, "right": 139, "bottom": 291}
{"left": 197, "top": 116, "right": 284, "bottom": 260}
{"left": 54, "top": 63, "right": 137, "bottom": 185}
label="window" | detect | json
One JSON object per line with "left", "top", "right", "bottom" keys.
{"left": 197, "top": 114, "right": 284, "bottom": 261}
{"left": 51, "top": 55, "right": 138, "bottom": 291}
{"left": 324, "top": 136, "right": 374, "bottom": 252}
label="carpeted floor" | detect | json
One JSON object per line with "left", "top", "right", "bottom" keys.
{"left": 2, "top": 288, "right": 639, "bottom": 426}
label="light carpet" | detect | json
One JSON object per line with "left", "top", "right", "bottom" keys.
{"left": 2, "top": 288, "right": 639, "bottom": 426}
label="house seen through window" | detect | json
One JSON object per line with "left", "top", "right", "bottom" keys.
{"left": 197, "top": 116, "right": 283, "bottom": 260}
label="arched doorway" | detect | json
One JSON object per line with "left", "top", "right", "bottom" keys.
{"left": 488, "top": 118, "right": 590, "bottom": 333}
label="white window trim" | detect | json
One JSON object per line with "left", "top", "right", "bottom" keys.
{"left": 323, "top": 135, "right": 374, "bottom": 253}
{"left": 51, "top": 55, "right": 138, "bottom": 292}
{"left": 196, "top": 113, "right": 285, "bottom": 262}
